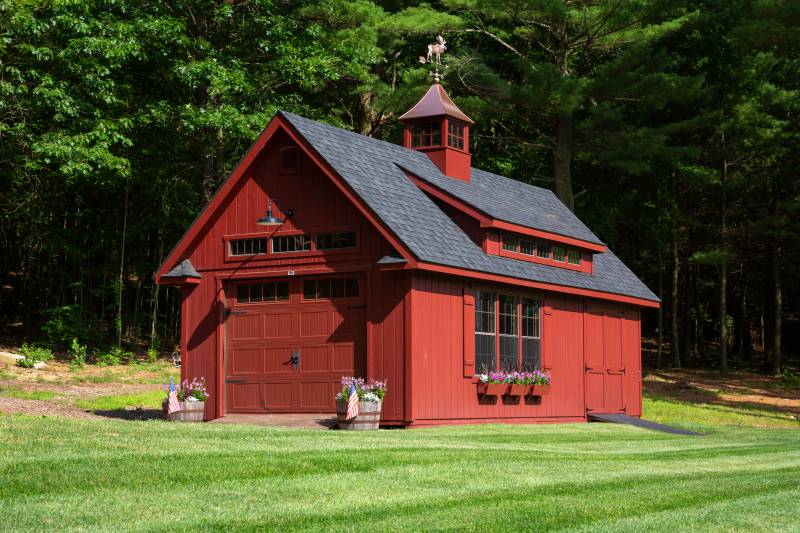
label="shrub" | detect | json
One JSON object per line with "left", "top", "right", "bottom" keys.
{"left": 17, "top": 344, "right": 54, "bottom": 368}
{"left": 93, "top": 346, "right": 133, "bottom": 366}
{"left": 146, "top": 348, "right": 158, "bottom": 364}
{"left": 779, "top": 369, "right": 800, "bottom": 390}
{"left": 69, "top": 338, "right": 87, "bottom": 367}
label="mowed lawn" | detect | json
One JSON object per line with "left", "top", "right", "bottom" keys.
{"left": 1, "top": 408, "right": 799, "bottom": 532}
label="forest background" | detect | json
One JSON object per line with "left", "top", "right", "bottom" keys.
{"left": 1, "top": 0, "right": 797, "bottom": 374}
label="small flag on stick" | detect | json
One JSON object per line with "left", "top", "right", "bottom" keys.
{"left": 167, "top": 377, "right": 181, "bottom": 416}
{"left": 346, "top": 382, "right": 359, "bottom": 420}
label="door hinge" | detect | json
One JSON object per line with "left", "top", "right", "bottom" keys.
{"left": 225, "top": 378, "right": 246, "bottom": 384}
{"left": 224, "top": 308, "right": 246, "bottom": 317}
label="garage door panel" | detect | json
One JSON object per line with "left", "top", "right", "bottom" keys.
{"left": 300, "top": 310, "right": 331, "bottom": 337}
{"left": 230, "top": 314, "right": 261, "bottom": 340}
{"left": 300, "top": 382, "right": 331, "bottom": 409}
{"left": 264, "top": 383, "right": 293, "bottom": 409}
{"left": 264, "top": 347, "right": 293, "bottom": 373}
{"left": 301, "top": 346, "right": 330, "bottom": 372}
{"left": 229, "top": 348, "right": 262, "bottom": 374}
{"left": 264, "top": 312, "right": 295, "bottom": 339}
{"left": 229, "top": 383, "right": 262, "bottom": 410}
{"left": 333, "top": 344, "right": 356, "bottom": 372}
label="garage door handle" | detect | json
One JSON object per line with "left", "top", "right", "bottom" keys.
{"left": 290, "top": 350, "right": 300, "bottom": 370}
{"left": 225, "top": 379, "right": 246, "bottom": 383}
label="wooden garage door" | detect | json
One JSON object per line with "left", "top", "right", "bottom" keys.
{"left": 584, "top": 307, "right": 625, "bottom": 414}
{"left": 224, "top": 276, "right": 366, "bottom": 413}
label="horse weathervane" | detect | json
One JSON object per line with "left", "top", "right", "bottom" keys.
{"left": 419, "top": 35, "right": 448, "bottom": 82}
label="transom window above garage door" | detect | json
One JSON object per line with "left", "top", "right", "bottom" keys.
{"left": 236, "top": 281, "right": 289, "bottom": 304}
{"left": 303, "top": 278, "right": 359, "bottom": 300}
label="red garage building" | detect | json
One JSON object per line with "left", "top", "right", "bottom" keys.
{"left": 156, "top": 82, "right": 659, "bottom": 425}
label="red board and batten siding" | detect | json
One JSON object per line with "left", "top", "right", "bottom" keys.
{"left": 406, "top": 272, "right": 641, "bottom": 425}
{"left": 176, "top": 131, "right": 404, "bottom": 419}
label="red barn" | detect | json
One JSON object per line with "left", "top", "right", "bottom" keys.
{"left": 156, "top": 82, "right": 659, "bottom": 425}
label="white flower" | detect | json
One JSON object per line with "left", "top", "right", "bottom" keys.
{"left": 360, "top": 392, "right": 381, "bottom": 403}
{"left": 185, "top": 396, "right": 198, "bottom": 402}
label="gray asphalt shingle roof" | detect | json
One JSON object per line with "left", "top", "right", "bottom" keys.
{"left": 281, "top": 111, "right": 658, "bottom": 303}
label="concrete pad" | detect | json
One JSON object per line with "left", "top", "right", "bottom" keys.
{"left": 209, "top": 413, "right": 337, "bottom": 429}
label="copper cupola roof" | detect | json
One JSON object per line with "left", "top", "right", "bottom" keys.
{"left": 399, "top": 83, "right": 474, "bottom": 125}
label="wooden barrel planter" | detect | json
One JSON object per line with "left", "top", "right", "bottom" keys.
{"left": 162, "top": 400, "right": 205, "bottom": 422}
{"left": 337, "top": 400, "right": 382, "bottom": 430}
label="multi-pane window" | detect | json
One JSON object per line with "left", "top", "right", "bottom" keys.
{"left": 272, "top": 235, "right": 311, "bottom": 253}
{"left": 447, "top": 121, "right": 465, "bottom": 150}
{"left": 411, "top": 122, "right": 441, "bottom": 147}
{"left": 521, "top": 299, "right": 541, "bottom": 371}
{"left": 498, "top": 295, "right": 519, "bottom": 370}
{"left": 520, "top": 239, "right": 535, "bottom": 255}
{"left": 474, "top": 292, "right": 542, "bottom": 372}
{"left": 502, "top": 236, "right": 518, "bottom": 252}
{"left": 236, "top": 281, "right": 289, "bottom": 304}
{"left": 499, "top": 232, "right": 583, "bottom": 267}
{"left": 537, "top": 243, "right": 551, "bottom": 259}
{"left": 303, "top": 278, "right": 359, "bottom": 300}
{"left": 567, "top": 248, "right": 580, "bottom": 265}
{"left": 475, "top": 291, "right": 497, "bottom": 373}
{"left": 316, "top": 231, "right": 356, "bottom": 250}
{"left": 230, "top": 238, "right": 267, "bottom": 256}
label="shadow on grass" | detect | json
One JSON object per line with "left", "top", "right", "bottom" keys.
{"left": 90, "top": 408, "right": 164, "bottom": 421}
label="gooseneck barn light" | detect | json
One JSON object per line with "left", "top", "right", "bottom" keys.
{"left": 256, "top": 199, "right": 293, "bottom": 227}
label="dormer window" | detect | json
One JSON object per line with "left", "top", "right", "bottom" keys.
{"left": 410, "top": 122, "right": 441, "bottom": 148}
{"left": 447, "top": 121, "right": 465, "bottom": 150}
{"left": 496, "top": 232, "right": 588, "bottom": 272}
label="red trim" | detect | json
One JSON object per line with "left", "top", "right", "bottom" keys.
{"left": 417, "top": 262, "right": 660, "bottom": 308}
{"left": 160, "top": 276, "right": 201, "bottom": 286}
{"left": 404, "top": 284, "right": 414, "bottom": 424}
{"left": 156, "top": 114, "right": 416, "bottom": 282}
{"left": 484, "top": 220, "right": 606, "bottom": 253}
{"left": 409, "top": 416, "right": 587, "bottom": 427}
{"left": 216, "top": 278, "right": 224, "bottom": 419}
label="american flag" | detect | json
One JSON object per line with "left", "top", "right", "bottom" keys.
{"left": 167, "top": 377, "right": 181, "bottom": 416}
{"left": 345, "top": 382, "right": 359, "bottom": 420}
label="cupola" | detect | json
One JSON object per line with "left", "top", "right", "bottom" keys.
{"left": 399, "top": 82, "right": 474, "bottom": 182}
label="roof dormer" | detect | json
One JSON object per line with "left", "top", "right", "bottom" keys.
{"left": 400, "top": 82, "right": 474, "bottom": 182}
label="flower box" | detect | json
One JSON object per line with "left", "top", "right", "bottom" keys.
{"left": 477, "top": 382, "right": 508, "bottom": 396}
{"left": 531, "top": 384, "right": 551, "bottom": 396}
{"left": 507, "top": 383, "right": 527, "bottom": 396}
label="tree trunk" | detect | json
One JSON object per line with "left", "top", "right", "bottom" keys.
{"left": 719, "top": 158, "right": 728, "bottom": 374}
{"left": 770, "top": 177, "right": 782, "bottom": 375}
{"left": 553, "top": 114, "right": 574, "bottom": 211}
{"left": 656, "top": 245, "right": 663, "bottom": 369}
{"left": 117, "top": 186, "right": 129, "bottom": 348}
{"left": 358, "top": 91, "right": 378, "bottom": 137}
{"left": 671, "top": 225, "right": 681, "bottom": 368}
